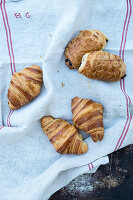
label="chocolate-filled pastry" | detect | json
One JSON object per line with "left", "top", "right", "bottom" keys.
{"left": 8, "top": 65, "right": 43, "bottom": 110}
{"left": 65, "top": 30, "right": 108, "bottom": 69}
{"left": 41, "top": 116, "right": 88, "bottom": 154}
{"left": 79, "top": 51, "right": 126, "bottom": 82}
{"left": 72, "top": 97, "right": 104, "bottom": 142}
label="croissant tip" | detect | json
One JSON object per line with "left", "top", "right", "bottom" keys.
{"left": 81, "top": 142, "right": 88, "bottom": 154}
{"left": 91, "top": 132, "right": 104, "bottom": 142}
{"left": 8, "top": 100, "right": 17, "bottom": 110}
{"left": 41, "top": 116, "right": 54, "bottom": 122}
{"left": 29, "top": 65, "right": 41, "bottom": 69}
{"left": 72, "top": 97, "right": 78, "bottom": 101}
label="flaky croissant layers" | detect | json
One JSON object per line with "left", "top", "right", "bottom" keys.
{"left": 72, "top": 97, "right": 104, "bottom": 142}
{"left": 8, "top": 65, "right": 43, "bottom": 110}
{"left": 41, "top": 116, "right": 88, "bottom": 154}
{"left": 40, "top": 96, "right": 104, "bottom": 154}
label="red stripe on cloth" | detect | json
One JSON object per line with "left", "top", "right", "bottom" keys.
{"left": 7, "top": 109, "right": 11, "bottom": 127}
{"left": 91, "top": 163, "right": 94, "bottom": 169}
{"left": 118, "top": 0, "right": 130, "bottom": 117}
{"left": 115, "top": 0, "right": 129, "bottom": 151}
{"left": 3, "top": 1, "right": 16, "bottom": 73}
{"left": 8, "top": 110, "right": 14, "bottom": 127}
{"left": 119, "top": 0, "right": 129, "bottom": 58}
{"left": 0, "top": 0, "right": 15, "bottom": 127}
{"left": 115, "top": 0, "right": 132, "bottom": 151}
{"left": 88, "top": 164, "right": 91, "bottom": 170}
{"left": 119, "top": 0, "right": 130, "bottom": 117}
{"left": 122, "top": 0, "right": 132, "bottom": 106}
{"left": 118, "top": 0, "right": 132, "bottom": 149}
{"left": 114, "top": 117, "right": 129, "bottom": 151}
{"left": 0, "top": 0, "right": 13, "bottom": 75}
{"left": 0, "top": 126, "right": 4, "bottom": 130}
{"left": 123, "top": 78, "right": 131, "bottom": 105}
{"left": 7, "top": 109, "right": 14, "bottom": 127}
{"left": 2, "top": 0, "right": 16, "bottom": 127}
{"left": 120, "top": 79, "right": 129, "bottom": 117}
{"left": 122, "top": 0, "right": 132, "bottom": 62}
{"left": 118, "top": 115, "right": 132, "bottom": 149}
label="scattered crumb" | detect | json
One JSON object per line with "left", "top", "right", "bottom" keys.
{"left": 60, "top": 174, "right": 94, "bottom": 197}
{"left": 79, "top": 30, "right": 82, "bottom": 33}
{"left": 117, "top": 168, "right": 127, "bottom": 173}
{"left": 88, "top": 81, "right": 91, "bottom": 88}
{"left": 53, "top": 169, "right": 128, "bottom": 197}
{"left": 62, "top": 82, "right": 65, "bottom": 87}
{"left": 57, "top": 70, "right": 59, "bottom": 73}
{"left": 40, "top": 56, "right": 42, "bottom": 58}
{"left": 94, "top": 175, "right": 119, "bottom": 189}
{"left": 49, "top": 34, "right": 52, "bottom": 37}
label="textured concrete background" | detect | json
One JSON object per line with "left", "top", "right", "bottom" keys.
{"left": 50, "top": 145, "right": 133, "bottom": 200}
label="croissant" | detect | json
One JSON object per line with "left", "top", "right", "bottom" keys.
{"left": 8, "top": 65, "right": 43, "bottom": 110}
{"left": 41, "top": 116, "right": 88, "bottom": 154}
{"left": 71, "top": 97, "right": 104, "bottom": 142}
{"left": 65, "top": 30, "right": 108, "bottom": 69}
{"left": 79, "top": 51, "right": 126, "bottom": 82}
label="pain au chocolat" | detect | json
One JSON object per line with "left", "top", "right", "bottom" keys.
{"left": 41, "top": 116, "right": 88, "bottom": 154}
{"left": 71, "top": 97, "right": 104, "bottom": 142}
{"left": 65, "top": 30, "right": 108, "bottom": 69}
{"left": 79, "top": 51, "right": 126, "bottom": 82}
{"left": 8, "top": 65, "right": 43, "bottom": 110}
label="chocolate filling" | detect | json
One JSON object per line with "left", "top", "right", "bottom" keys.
{"left": 69, "top": 61, "right": 72, "bottom": 66}
{"left": 65, "top": 59, "right": 72, "bottom": 66}
{"left": 121, "top": 74, "right": 126, "bottom": 79}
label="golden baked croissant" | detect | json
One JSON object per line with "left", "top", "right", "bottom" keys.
{"left": 79, "top": 51, "right": 126, "bottom": 82}
{"left": 72, "top": 97, "right": 104, "bottom": 142}
{"left": 41, "top": 116, "right": 88, "bottom": 154}
{"left": 8, "top": 65, "right": 43, "bottom": 110}
{"left": 65, "top": 30, "right": 108, "bottom": 69}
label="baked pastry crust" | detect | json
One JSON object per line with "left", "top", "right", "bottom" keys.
{"left": 72, "top": 97, "right": 104, "bottom": 142}
{"left": 41, "top": 116, "right": 88, "bottom": 154}
{"left": 79, "top": 51, "right": 126, "bottom": 82}
{"left": 8, "top": 65, "right": 43, "bottom": 110}
{"left": 65, "top": 30, "right": 108, "bottom": 69}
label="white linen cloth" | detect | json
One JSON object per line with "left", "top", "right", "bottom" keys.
{"left": 0, "top": 0, "right": 132, "bottom": 199}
